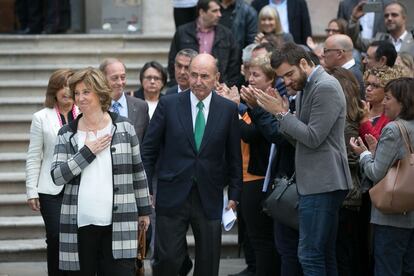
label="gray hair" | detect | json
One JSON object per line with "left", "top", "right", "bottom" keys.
{"left": 242, "top": 43, "right": 258, "bottom": 64}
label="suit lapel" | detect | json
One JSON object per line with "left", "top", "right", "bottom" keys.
{"left": 198, "top": 92, "right": 223, "bottom": 153}
{"left": 126, "top": 96, "right": 136, "bottom": 125}
{"left": 177, "top": 92, "right": 197, "bottom": 152}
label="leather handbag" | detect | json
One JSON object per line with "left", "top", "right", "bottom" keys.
{"left": 136, "top": 223, "right": 146, "bottom": 276}
{"left": 263, "top": 173, "right": 299, "bottom": 230}
{"left": 369, "top": 121, "right": 414, "bottom": 214}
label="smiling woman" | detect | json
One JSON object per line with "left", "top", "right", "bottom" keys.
{"left": 50, "top": 67, "right": 152, "bottom": 275}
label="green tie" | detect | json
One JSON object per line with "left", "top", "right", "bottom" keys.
{"left": 194, "top": 101, "right": 205, "bottom": 151}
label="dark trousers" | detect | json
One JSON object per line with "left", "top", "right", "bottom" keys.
{"left": 173, "top": 7, "right": 196, "bottom": 29}
{"left": 373, "top": 224, "right": 414, "bottom": 276}
{"left": 39, "top": 192, "right": 66, "bottom": 276}
{"left": 336, "top": 207, "right": 362, "bottom": 276}
{"left": 298, "top": 190, "right": 347, "bottom": 276}
{"left": 242, "top": 179, "right": 281, "bottom": 276}
{"left": 274, "top": 222, "right": 302, "bottom": 276}
{"left": 15, "top": 0, "right": 43, "bottom": 32}
{"left": 67, "top": 225, "right": 135, "bottom": 276}
{"left": 152, "top": 187, "right": 222, "bottom": 276}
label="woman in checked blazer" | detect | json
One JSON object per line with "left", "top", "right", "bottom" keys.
{"left": 50, "top": 68, "right": 151, "bottom": 275}
{"left": 350, "top": 78, "right": 414, "bottom": 276}
{"left": 26, "top": 69, "right": 78, "bottom": 276}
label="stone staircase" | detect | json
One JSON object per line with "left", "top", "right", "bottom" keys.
{"left": 0, "top": 34, "right": 239, "bottom": 262}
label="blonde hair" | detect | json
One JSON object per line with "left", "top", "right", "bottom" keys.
{"left": 364, "top": 66, "right": 405, "bottom": 88}
{"left": 258, "top": 5, "right": 283, "bottom": 35}
{"left": 250, "top": 53, "right": 276, "bottom": 84}
{"left": 68, "top": 67, "right": 113, "bottom": 112}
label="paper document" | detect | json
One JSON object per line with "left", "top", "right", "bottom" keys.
{"left": 222, "top": 194, "right": 237, "bottom": 231}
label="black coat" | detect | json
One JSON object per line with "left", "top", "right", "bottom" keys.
{"left": 251, "top": 0, "right": 312, "bottom": 45}
{"left": 168, "top": 21, "right": 241, "bottom": 87}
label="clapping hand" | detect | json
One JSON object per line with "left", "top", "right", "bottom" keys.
{"left": 240, "top": 85, "right": 258, "bottom": 108}
{"left": 365, "top": 134, "right": 378, "bottom": 155}
{"left": 349, "top": 136, "right": 368, "bottom": 155}
{"left": 255, "top": 87, "right": 289, "bottom": 115}
{"left": 84, "top": 133, "right": 112, "bottom": 155}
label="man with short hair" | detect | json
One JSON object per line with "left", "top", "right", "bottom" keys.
{"left": 168, "top": 0, "right": 240, "bottom": 87}
{"left": 363, "top": 40, "right": 397, "bottom": 69}
{"left": 99, "top": 58, "right": 149, "bottom": 143}
{"left": 251, "top": 42, "right": 352, "bottom": 275}
{"left": 323, "top": 34, "right": 365, "bottom": 97}
{"left": 166, "top": 48, "right": 199, "bottom": 95}
{"left": 348, "top": 1, "right": 414, "bottom": 57}
{"left": 142, "top": 53, "right": 242, "bottom": 276}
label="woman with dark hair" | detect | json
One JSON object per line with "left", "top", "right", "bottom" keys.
{"left": 134, "top": 61, "right": 168, "bottom": 119}
{"left": 26, "top": 69, "right": 77, "bottom": 276}
{"left": 330, "top": 67, "right": 366, "bottom": 275}
{"left": 350, "top": 77, "right": 414, "bottom": 276}
{"left": 359, "top": 66, "right": 404, "bottom": 142}
{"left": 50, "top": 67, "right": 151, "bottom": 275}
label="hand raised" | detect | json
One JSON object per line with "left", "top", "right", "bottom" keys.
{"left": 349, "top": 136, "right": 368, "bottom": 155}
{"left": 240, "top": 85, "right": 258, "bottom": 108}
{"left": 365, "top": 134, "right": 378, "bottom": 154}
{"left": 84, "top": 133, "right": 112, "bottom": 155}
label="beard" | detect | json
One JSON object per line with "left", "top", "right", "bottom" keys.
{"left": 292, "top": 69, "right": 307, "bottom": 91}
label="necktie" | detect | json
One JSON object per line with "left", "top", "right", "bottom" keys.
{"left": 262, "top": 143, "right": 277, "bottom": 192}
{"left": 112, "top": 101, "right": 121, "bottom": 114}
{"left": 194, "top": 101, "right": 205, "bottom": 151}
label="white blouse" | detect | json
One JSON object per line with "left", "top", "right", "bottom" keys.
{"left": 77, "top": 122, "right": 113, "bottom": 228}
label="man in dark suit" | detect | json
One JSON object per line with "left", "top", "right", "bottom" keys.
{"left": 250, "top": 0, "right": 312, "bottom": 45}
{"left": 99, "top": 58, "right": 149, "bottom": 143}
{"left": 142, "top": 53, "right": 242, "bottom": 276}
{"left": 323, "top": 34, "right": 365, "bottom": 97}
{"left": 166, "top": 48, "right": 198, "bottom": 95}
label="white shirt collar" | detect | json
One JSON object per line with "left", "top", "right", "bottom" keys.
{"left": 342, "top": 58, "right": 356, "bottom": 70}
{"left": 111, "top": 92, "right": 128, "bottom": 117}
{"left": 112, "top": 92, "right": 127, "bottom": 107}
{"left": 190, "top": 90, "right": 212, "bottom": 129}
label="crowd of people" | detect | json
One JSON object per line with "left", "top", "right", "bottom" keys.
{"left": 24, "top": 0, "right": 414, "bottom": 275}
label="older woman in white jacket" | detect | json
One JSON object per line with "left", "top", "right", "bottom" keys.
{"left": 26, "top": 69, "right": 78, "bottom": 276}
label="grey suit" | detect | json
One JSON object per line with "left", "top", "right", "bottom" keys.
{"left": 279, "top": 66, "right": 353, "bottom": 195}
{"left": 348, "top": 18, "right": 414, "bottom": 56}
{"left": 126, "top": 95, "right": 149, "bottom": 143}
{"left": 360, "top": 120, "right": 414, "bottom": 229}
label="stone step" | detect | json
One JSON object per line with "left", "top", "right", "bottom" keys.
{"left": 0, "top": 239, "right": 46, "bottom": 262}
{"left": 0, "top": 34, "right": 172, "bottom": 50}
{"left": 0, "top": 114, "right": 34, "bottom": 134}
{"left": 0, "top": 233, "right": 238, "bottom": 262}
{"left": 0, "top": 194, "right": 37, "bottom": 217}
{"left": 0, "top": 216, "right": 44, "bottom": 240}
{"left": 0, "top": 97, "right": 44, "bottom": 115}
{"left": 0, "top": 49, "right": 168, "bottom": 66}
{"left": 0, "top": 80, "right": 141, "bottom": 98}
{"left": 0, "top": 172, "right": 26, "bottom": 194}
{"left": 0, "top": 153, "right": 26, "bottom": 173}
{"left": 0, "top": 133, "right": 29, "bottom": 154}
{"left": 0, "top": 63, "right": 167, "bottom": 82}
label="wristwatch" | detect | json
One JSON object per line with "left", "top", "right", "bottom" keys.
{"left": 275, "top": 111, "right": 289, "bottom": 121}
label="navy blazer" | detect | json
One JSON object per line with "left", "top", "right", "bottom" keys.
{"left": 141, "top": 91, "right": 243, "bottom": 220}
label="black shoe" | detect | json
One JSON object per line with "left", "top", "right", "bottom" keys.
{"left": 228, "top": 267, "right": 255, "bottom": 276}
{"left": 17, "top": 27, "right": 40, "bottom": 34}
{"left": 178, "top": 255, "right": 193, "bottom": 276}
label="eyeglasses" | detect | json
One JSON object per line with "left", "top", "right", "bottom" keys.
{"left": 323, "top": 48, "right": 345, "bottom": 54}
{"left": 325, "top": 28, "right": 340, "bottom": 33}
{"left": 365, "top": 82, "right": 382, "bottom": 89}
{"left": 143, "top": 76, "right": 162, "bottom": 82}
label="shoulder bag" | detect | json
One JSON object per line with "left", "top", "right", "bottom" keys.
{"left": 263, "top": 173, "right": 299, "bottom": 230}
{"left": 369, "top": 121, "right": 414, "bottom": 214}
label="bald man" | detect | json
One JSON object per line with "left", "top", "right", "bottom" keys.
{"left": 141, "top": 53, "right": 242, "bottom": 276}
{"left": 323, "top": 34, "right": 365, "bottom": 97}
